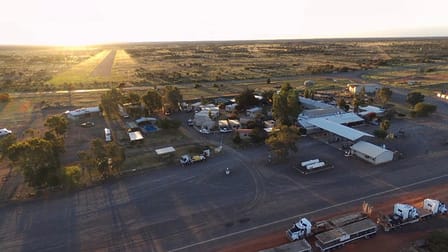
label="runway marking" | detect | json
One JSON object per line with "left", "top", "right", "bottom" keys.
{"left": 168, "top": 173, "right": 448, "bottom": 252}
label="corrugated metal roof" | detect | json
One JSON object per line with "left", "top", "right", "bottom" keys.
{"left": 350, "top": 141, "right": 392, "bottom": 158}
{"left": 307, "top": 118, "right": 372, "bottom": 141}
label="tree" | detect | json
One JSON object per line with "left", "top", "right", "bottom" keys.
{"left": 336, "top": 98, "right": 347, "bottom": 111}
{"left": 303, "top": 88, "right": 315, "bottom": 99}
{"left": 406, "top": 92, "right": 425, "bottom": 107}
{"left": 376, "top": 87, "right": 392, "bottom": 105}
{"left": 272, "top": 83, "right": 301, "bottom": 125}
{"left": 44, "top": 130, "right": 65, "bottom": 155}
{"left": 380, "top": 119, "right": 390, "bottom": 131}
{"left": 142, "top": 89, "right": 162, "bottom": 114}
{"left": 373, "top": 129, "right": 387, "bottom": 139}
{"left": 162, "top": 86, "right": 183, "bottom": 113}
{"left": 265, "top": 125, "right": 299, "bottom": 160}
{"left": 84, "top": 138, "right": 125, "bottom": 178}
{"left": 352, "top": 97, "right": 361, "bottom": 113}
{"left": 127, "top": 92, "right": 141, "bottom": 105}
{"left": 235, "top": 88, "right": 259, "bottom": 110}
{"left": 100, "top": 88, "right": 124, "bottom": 118}
{"left": 8, "top": 138, "right": 61, "bottom": 187}
{"left": 0, "top": 134, "right": 16, "bottom": 159}
{"left": 63, "top": 165, "right": 81, "bottom": 189}
{"left": 44, "top": 115, "right": 68, "bottom": 136}
{"left": 413, "top": 102, "right": 437, "bottom": 117}
{"left": 261, "top": 89, "right": 275, "bottom": 104}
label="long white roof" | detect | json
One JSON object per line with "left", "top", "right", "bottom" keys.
{"left": 351, "top": 141, "right": 392, "bottom": 158}
{"left": 155, "top": 146, "right": 176, "bottom": 155}
{"left": 307, "top": 118, "right": 373, "bottom": 141}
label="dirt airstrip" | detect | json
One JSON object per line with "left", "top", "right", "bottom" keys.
{"left": 91, "top": 50, "right": 117, "bottom": 77}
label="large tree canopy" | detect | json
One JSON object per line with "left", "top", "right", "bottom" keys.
{"left": 265, "top": 125, "right": 299, "bottom": 160}
{"left": 142, "top": 89, "right": 162, "bottom": 114}
{"left": 376, "top": 87, "right": 392, "bottom": 105}
{"left": 272, "top": 83, "right": 301, "bottom": 125}
{"left": 78, "top": 138, "right": 125, "bottom": 178}
{"left": 100, "top": 88, "right": 125, "bottom": 118}
{"left": 406, "top": 92, "right": 425, "bottom": 107}
{"left": 162, "top": 86, "right": 183, "bottom": 112}
{"left": 8, "top": 138, "right": 60, "bottom": 187}
{"left": 235, "top": 88, "right": 259, "bottom": 110}
{"left": 45, "top": 115, "right": 68, "bottom": 136}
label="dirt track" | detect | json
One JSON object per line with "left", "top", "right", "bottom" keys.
{"left": 91, "top": 50, "right": 116, "bottom": 77}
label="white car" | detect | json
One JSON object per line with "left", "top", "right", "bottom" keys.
{"left": 219, "top": 127, "right": 232, "bottom": 133}
{"left": 0, "top": 128, "right": 12, "bottom": 137}
{"left": 199, "top": 128, "right": 210, "bottom": 134}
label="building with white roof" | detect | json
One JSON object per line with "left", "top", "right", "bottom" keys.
{"left": 358, "top": 105, "right": 385, "bottom": 117}
{"left": 350, "top": 141, "right": 394, "bottom": 165}
{"left": 65, "top": 107, "right": 101, "bottom": 120}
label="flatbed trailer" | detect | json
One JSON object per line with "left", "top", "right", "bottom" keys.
{"left": 258, "top": 239, "right": 311, "bottom": 252}
{"left": 296, "top": 163, "right": 334, "bottom": 175}
{"left": 314, "top": 219, "right": 377, "bottom": 252}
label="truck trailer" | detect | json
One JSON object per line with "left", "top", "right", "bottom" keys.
{"left": 377, "top": 199, "right": 446, "bottom": 232}
{"left": 258, "top": 239, "right": 311, "bottom": 252}
{"left": 314, "top": 219, "right": 377, "bottom": 252}
{"left": 286, "top": 211, "right": 369, "bottom": 241}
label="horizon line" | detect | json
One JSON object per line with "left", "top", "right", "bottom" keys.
{"left": 1, "top": 35, "right": 447, "bottom": 47}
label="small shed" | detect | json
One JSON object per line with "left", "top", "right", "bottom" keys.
{"left": 350, "top": 141, "right": 393, "bottom": 165}
{"left": 129, "top": 131, "right": 144, "bottom": 142}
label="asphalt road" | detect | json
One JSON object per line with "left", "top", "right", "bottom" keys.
{"left": 1, "top": 72, "right": 448, "bottom": 252}
{"left": 0, "top": 114, "right": 447, "bottom": 252}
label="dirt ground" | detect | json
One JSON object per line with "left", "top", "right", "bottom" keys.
{"left": 218, "top": 184, "right": 448, "bottom": 252}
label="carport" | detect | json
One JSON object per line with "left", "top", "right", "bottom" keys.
{"left": 350, "top": 141, "right": 394, "bottom": 165}
{"left": 307, "top": 118, "right": 373, "bottom": 141}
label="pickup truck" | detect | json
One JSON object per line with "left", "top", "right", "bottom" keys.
{"left": 180, "top": 154, "right": 206, "bottom": 165}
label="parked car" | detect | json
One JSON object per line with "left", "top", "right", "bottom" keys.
{"left": 80, "top": 121, "right": 95, "bottom": 128}
{"left": 199, "top": 128, "right": 210, "bottom": 134}
{"left": 0, "top": 128, "right": 12, "bottom": 137}
{"left": 219, "top": 127, "right": 232, "bottom": 133}
{"left": 187, "top": 119, "right": 194, "bottom": 126}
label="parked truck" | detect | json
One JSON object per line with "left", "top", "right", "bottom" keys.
{"left": 286, "top": 204, "right": 372, "bottom": 241}
{"left": 423, "top": 198, "right": 447, "bottom": 215}
{"left": 180, "top": 154, "right": 206, "bottom": 165}
{"left": 377, "top": 199, "right": 446, "bottom": 232}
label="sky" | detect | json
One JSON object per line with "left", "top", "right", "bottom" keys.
{"left": 1, "top": 0, "right": 448, "bottom": 46}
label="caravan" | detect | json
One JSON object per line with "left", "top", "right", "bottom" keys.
{"left": 104, "top": 128, "right": 112, "bottom": 142}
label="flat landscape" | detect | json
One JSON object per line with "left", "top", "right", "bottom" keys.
{"left": 2, "top": 38, "right": 448, "bottom": 93}
{"left": 1, "top": 38, "right": 448, "bottom": 252}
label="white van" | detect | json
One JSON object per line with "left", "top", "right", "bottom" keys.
{"left": 104, "top": 128, "right": 112, "bottom": 142}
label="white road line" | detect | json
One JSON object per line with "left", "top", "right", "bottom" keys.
{"left": 168, "top": 173, "right": 448, "bottom": 252}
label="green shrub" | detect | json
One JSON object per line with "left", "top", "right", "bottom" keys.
{"left": 374, "top": 129, "right": 387, "bottom": 139}
{"left": 156, "top": 119, "right": 181, "bottom": 129}
{"left": 64, "top": 165, "right": 81, "bottom": 188}
{"left": 413, "top": 102, "right": 437, "bottom": 117}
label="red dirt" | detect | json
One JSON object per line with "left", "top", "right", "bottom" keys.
{"left": 219, "top": 184, "right": 448, "bottom": 252}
